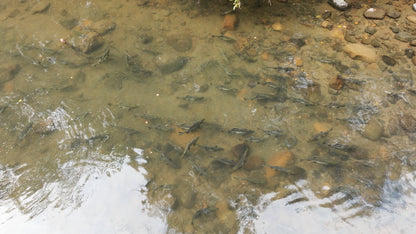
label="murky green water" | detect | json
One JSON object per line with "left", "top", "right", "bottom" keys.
{"left": 1, "top": 0, "right": 416, "bottom": 233}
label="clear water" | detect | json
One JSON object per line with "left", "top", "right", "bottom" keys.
{"left": 1, "top": 0, "right": 416, "bottom": 233}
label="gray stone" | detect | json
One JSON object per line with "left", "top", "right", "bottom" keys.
{"left": 364, "top": 26, "right": 377, "bottom": 35}
{"left": 32, "top": 1, "right": 50, "bottom": 14}
{"left": 389, "top": 26, "right": 400, "bottom": 33}
{"left": 387, "top": 11, "right": 401, "bottom": 19}
{"left": 166, "top": 33, "right": 193, "bottom": 52}
{"left": 395, "top": 31, "right": 413, "bottom": 42}
{"left": 363, "top": 8, "right": 386, "bottom": 20}
{"left": 371, "top": 39, "right": 382, "bottom": 48}
{"left": 155, "top": 55, "right": 189, "bottom": 74}
{"left": 362, "top": 119, "right": 384, "bottom": 141}
{"left": 405, "top": 48, "right": 414, "bottom": 58}
{"left": 382, "top": 55, "right": 396, "bottom": 66}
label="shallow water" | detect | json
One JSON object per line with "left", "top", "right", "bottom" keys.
{"left": 1, "top": 0, "right": 416, "bottom": 233}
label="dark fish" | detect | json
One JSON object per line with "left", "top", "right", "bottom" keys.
{"left": 212, "top": 35, "right": 236, "bottom": 43}
{"left": 189, "top": 160, "right": 207, "bottom": 176}
{"left": 234, "top": 176, "right": 267, "bottom": 185}
{"left": 290, "top": 98, "right": 317, "bottom": 106}
{"left": 245, "top": 136, "right": 265, "bottom": 143}
{"left": 199, "top": 145, "right": 224, "bottom": 152}
{"left": 211, "top": 158, "right": 236, "bottom": 167}
{"left": 191, "top": 207, "right": 218, "bottom": 225}
{"left": 87, "top": 134, "right": 109, "bottom": 142}
{"left": 232, "top": 145, "right": 249, "bottom": 171}
{"left": 286, "top": 197, "right": 308, "bottom": 205}
{"left": 305, "top": 157, "right": 340, "bottom": 167}
{"left": 216, "top": 85, "right": 239, "bottom": 95}
{"left": 263, "top": 130, "right": 285, "bottom": 138}
{"left": 250, "top": 94, "right": 285, "bottom": 102}
{"left": 114, "top": 126, "right": 141, "bottom": 135}
{"left": 228, "top": 128, "right": 254, "bottom": 136}
{"left": 308, "top": 128, "right": 332, "bottom": 142}
{"left": 182, "top": 136, "right": 199, "bottom": 157}
{"left": 92, "top": 48, "right": 110, "bottom": 66}
{"left": 18, "top": 122, "right": 33, "bottom": 141}
{"left": 178, "top": 95, "right": 205, "bottom": 102}
{"left": 158, "top": 151, "right": 181, "bottom": 169}
{"left": 150, "top": 184, "right": 177, "bottom": 193}
{"left": 179, "top": 119, "right": 205, "bottom": 135}
{"left": 266, "top": 165, "right": 297, "bottom": 175}
{"left": 0, "top": 104, "right": 9, "bottom": 114}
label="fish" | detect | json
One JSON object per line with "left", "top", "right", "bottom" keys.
{"left": 191, "top": 206, "right": 218, "bottom": 225}
{"left": 228, "top": 128, "right": 254, "bottom": 136}
{"left": 249, "top": 93, "right": 286, "bottom": 102}
{"left": 179, "top": 119, "right": 205, "bottom": 135}
{"left": 189, "top": 160, "right": 207, "bottom": 176}
{"left": 158, "top": 150, "right": 181, "bottom": 169}
{"left": 199, "top": 145, "right": 224, "bottom": 152}
{"left": 308, "top": 128, "right": 332, "bottom": 142}
{"left": 263, "top": 130, "right": 285, "bottom": 138}
{"left": 212, "top": 35, "right": 236, "bottom": 43}
{"left": 234, "top": 176, "right": 267, "bottom": 185}
{"left": 232, "top": 145, "right": 249, "bottom": 171}
{"left": 266, "top": 165, "right": 297, "bottom": 175}
{"left": 182, "top": 136, "right": 199, "bottom": 157}
{"left": 17, "top": 122, "right": 33, "bottom": 141}
{"left": 92, "top": 48, "right": 110, "bottom": 66}
{"left": 178, "top": 95, "right": 205, "bottom": 102}
{"left": 211, "top": 158, "right": 236, "bottom": 167}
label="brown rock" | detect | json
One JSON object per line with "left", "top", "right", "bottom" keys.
{"left": 329, "top": 75, "right": 344, "bottom": 90}
{"left": 406, "top": 15, "right": 416, "bottom": 24}
{"left": 231, "top": 143, "right": 249, "bottom": 159}
{"left": 222, "top": 14, "right": 237, "bottom": 31}
{"left": 272, "top": 22, "right": 283, "bottom": 31}
{"left": 76, "top": 32, "right": 103, "bottom": 54}
{"left": 243, "top": 155, "right": 263, "bottom": 170}
{"left": 343, "top": 43, "right": 377, "bottom": 63}
{"left": 313, "top": 122, "right": 331, "bottom": 133}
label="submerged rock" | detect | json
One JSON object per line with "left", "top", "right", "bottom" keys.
{"left": 155, "top": 55, "right": 189, "bottom": 74}
{"left": 75, "top": 32, "right": 104, "bottom": 54}
{"left": 0, "top": 64, "right": 20, "bottom": 84}
{"left": 395, "top": 31, "right": 413, "bottom": 42}
{"left": 328, "top": 0, "right": 350, "bottom": 11}
{"left": 222, "top": 14, "right": 238, "bottom": 31}
{"left": 166, "top": 33, "right": 193, "bottom": 52}
{"left": 363, "top": 8, "right": 386, "bottom": 20}
{"left": 32, "top": 1, "right": 50, "bottom": 14}
{"left": 362, "top": 119, "right": 384, "bottom": 141}
{"left": 400, "top": 114, "right": 416, "bottom": 132}
{"left": 382, "top": 55, "right": 396, "bottom": 66}
{"left": 343, "top": 43, "right": 377, "bottom": 63}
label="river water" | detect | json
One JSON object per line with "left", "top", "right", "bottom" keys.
{"left": 1, "top": 0, "right": 416, "bottom": 233}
